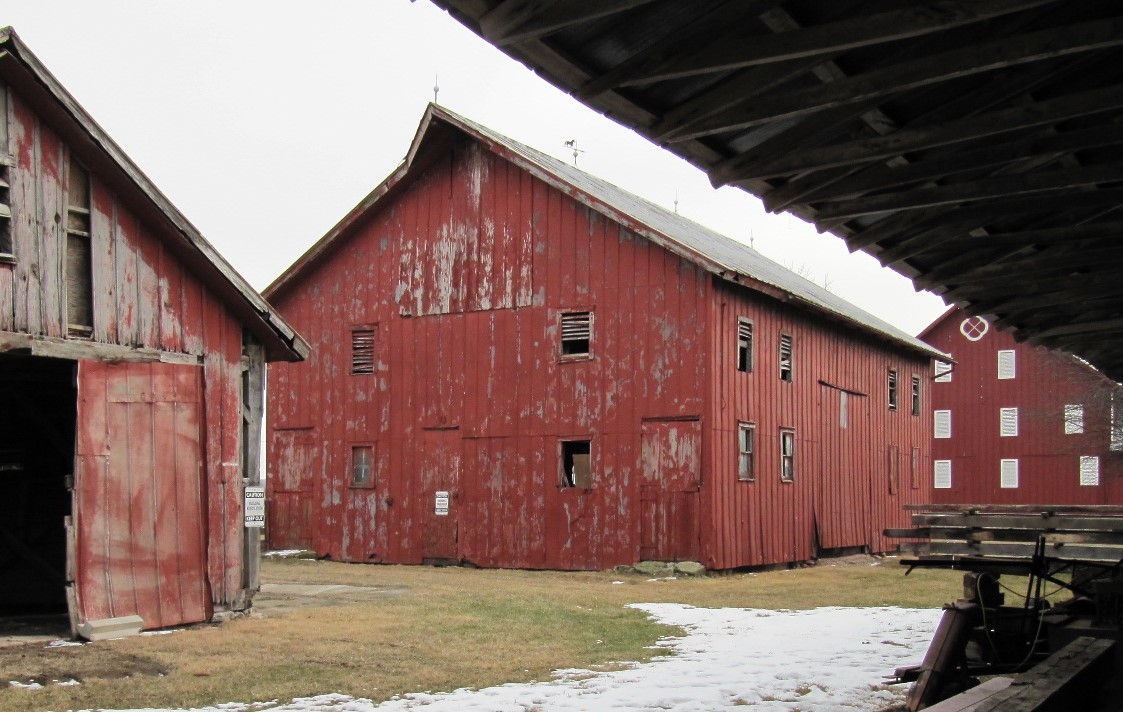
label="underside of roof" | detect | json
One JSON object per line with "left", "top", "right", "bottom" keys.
{"left": 430, "top": 0, "right": 1123, "bottom": 382}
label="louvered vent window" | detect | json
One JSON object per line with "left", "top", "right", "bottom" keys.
{"left": 888, "top": 370, "right": 898, "bottom": 411}
{"left": 934, "top": 409, "right": 952, "bottom": 439}
{"left": 351, "top": 328, "right": 375, "bottom": 375}
{"left": 560, "top": 311, "right": 592, "bottom": 357}
{"left": 911, "top": 375, "right": 921, "bottom": 416}
{"left": 1000, "top": 458, "right": 1019, "bottom": 489}
{"left": 1080, "top": 456, "right": 1100, "bottom": 487}
{"left": 997, "top": 349, "right": 1016, "bottom": 380}
{"left": 934, "top": 360, "right": 952, "bottom": 383}
{"left": 66, "top": 156, "right": 93, "bottom": 335}
{"left": 0, "top": 83, "right": 10, "bottom": 258}
{"left": 1064, "top": 404, "right": 1084, "bottom": 434}
{"left": 779, "top": 334, "right": 793, "bottom": 382}
{"left": 1000, "top": 407, "right": 1019, "bottom": 437}
{"left": 934, "top": 460, "right": 952, "bottom": 489}
{"left": 736, "top": 319, "right": 753, "bottom": 372}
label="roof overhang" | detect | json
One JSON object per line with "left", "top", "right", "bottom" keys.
{"left": 430, "top": 0, "right": 1123, "bottom": 381}
{"left": 0, "top": 27, "right": 308, "bottom": 362}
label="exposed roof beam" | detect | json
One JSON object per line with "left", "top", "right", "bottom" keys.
{"left": 480, "top": 0, "right": 660, "bottom": 46}
{"left": 815, "top": 164, "right": 1123, "bottom": 220}
{"left": 848, "top": 188, "right": 1123, "bottom": 251}
{"left": 796, "top": 123, "right": 1123, "bottom": 208}
{"left": 944, "top": 266, "right": 1122, "bottom": 301}
{"left": 609, "top": 0, "right": 1056, "bottom": 88}
{"left": 690, "top": 16, "right": 1123, "bottom": 139}
{"left": 714, "top": 84, "right": 1123, "bottom": 184}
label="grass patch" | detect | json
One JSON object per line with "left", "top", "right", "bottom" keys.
{"left": 0, "top": 556, "right": 962, "bottom": 711}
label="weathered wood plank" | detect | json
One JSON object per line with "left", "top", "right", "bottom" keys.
{"left": 974, "top": 637, "right": 1115, "bottom": 711}
{"left": 0, "top": 330, "right": 202, "bottom": 364}
{"left": 924, "top": 677, "right": 1014, "bottom": 711}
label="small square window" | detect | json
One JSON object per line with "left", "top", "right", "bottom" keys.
{"left": 351, "top": 327, "right": 376, "bottom": 375}
{"left": 888, "top": 370, "right": 898, "bottom": 411}
{"left": 561, "top": 440, "right": 591, "bottom": 488}
{"left": 780, "top": 429, "right": 795, "bottom": 482}
{"left": 351, "top": 445, "right": 374, "bottom": 486}
{"left": 779, "top": 334, "right": 793, "bottom": 382}
{"left": 560, "top": 311, "right": 592, "bottom": 357}
{"left": 736, "top": 319, "right": 753, "bottom": 373}
{"left": 737, "top": 423, "right": 755, "bottom": 482}
{"left": 911, "top": 376, "right": 921, "bottom": 416}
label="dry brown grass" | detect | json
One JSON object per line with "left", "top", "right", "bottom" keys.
{"left": 0, "top": 556, "right": 963, "bottom": 711}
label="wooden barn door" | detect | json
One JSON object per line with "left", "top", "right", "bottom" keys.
{"left": 267, "top": 428, "right": 317, "bottom": 550}
{"left": 815, "top": 385, "right": 870, "bottom": 552}
{"left": 73, "top": 360, "right": 210, "bottom": 631}
{"left": 419, "top": 429, "right": 461, "bottom": 564}
{"left": 639, "top": 419, "right": 701, "bottom": 562}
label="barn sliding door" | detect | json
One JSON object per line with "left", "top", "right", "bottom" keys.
{"left": 73, "top": 360, "right": 210, "bottom": 630}
{"left": 639, "top": 419, "right": 701, "bottom": 562}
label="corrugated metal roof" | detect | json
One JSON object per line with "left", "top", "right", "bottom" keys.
{"left": 436, "top": 105, "right": 944, "bottom": 359}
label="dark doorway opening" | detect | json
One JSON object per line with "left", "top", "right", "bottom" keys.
{"left": 0, "top": 354, "right": 76, "bottom": 625}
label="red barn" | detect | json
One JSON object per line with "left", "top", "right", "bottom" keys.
{"left": 265, "top": 105, "right": 943, "bottom": 570}
{"left": 920, "top": 307, "right": 1123, "bottom": 504}
{"left": 0, "top": 29, "right": 308, "bottom": 635}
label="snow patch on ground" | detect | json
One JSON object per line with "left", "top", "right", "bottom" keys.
{"left": 59, "top": 605, "right": 942, "bottom": 711}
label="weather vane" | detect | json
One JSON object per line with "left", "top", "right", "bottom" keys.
{"left": 433, "top": 73, "right": 440, "bottom": 104}
{"left": 563, "top": 139, "right": 585, "bottom": 167}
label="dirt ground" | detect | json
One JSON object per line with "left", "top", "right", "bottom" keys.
{"left": 0, "top": 571, "right": 405, "bottom": 687}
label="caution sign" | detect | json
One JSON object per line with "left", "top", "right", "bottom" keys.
{"left": 435, "top": 490, "right": 450, "bottom": 516}
{"left": 244, "top": 486, "right": 266, "bottom": 528}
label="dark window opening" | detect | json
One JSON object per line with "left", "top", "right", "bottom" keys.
{"left": 351, "top": 327, "right": 376, "bottom": 375}
{"left": 561, "top": 440, "right": 591, "bottom": 488}
{"left": 0, "top": 84, "right": 10, "bottom": 257}
{"left": 736, "top": 319, "right": 753, "bottom": 372}
{"left": 911, "top": 375, "right": 921, "bottom": 416}
{"left": 779, "top": 334, "right": 792, "bottom": 382}
{"left": 352, "top": 445, "right": 374, "bottom": 486}
{"left": 737, "top": 423, "right": 755, "bottom": 482}
{"left": 888, "top": 370, "right": 898, "bottom": 411}
{"left": 66, "top": 156, "right": 92, "bottom": 335}
{"left": 560, "top": 311, "right": 592, "bottom": 357}
{"left": 780, "top": 429, "right": 795, "bottom": 482}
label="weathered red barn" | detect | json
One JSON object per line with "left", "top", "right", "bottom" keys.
{"left": 920, "top": 307, "right": 1123, "bottom": 504}
{"left": 0, "top": 29, "right": 308, "bottom": 634}
{"left": 265, "top": 105, "right": 943, "bottom": 570}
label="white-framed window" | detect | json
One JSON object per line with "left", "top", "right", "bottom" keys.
{"left": 1079, "top": 455, "right": 1100, "bottom": 486}
{"left": 1000, "top": 458, "right": 1019, "bottom": 489}
{"left": 737, "top": 318, "right": 753, "bottom": 373}
{"left": 351, "top": 445, "right": 374, "bottom": 486}
{"left": 888, "top": 369, "right": 898, "bottom": 411}
{"left": 934, "top": 409, "right": 952, "bottom": 439}
{"left": 934, "top": 360, "right": 953, "bottom": 383}
{"left": 737, "top": 423, "right": 755, "bottom": 482}
{"left": 999, "top": 407, "right": 1019, "bottom": 437}
{"left": 780, "top": 429, "right": 795, "bottom": 482}
{"left": 997, "top": 350, "right": 1016, "bottom": 380}
{"left": 911, "top": 375, "right": 921, "bottom": 416}
{"left": 934, "top": 460, "right": 952, "bottom": 489}
{"left": 1064, "top": 404, "right": 1084, "bottom": 435}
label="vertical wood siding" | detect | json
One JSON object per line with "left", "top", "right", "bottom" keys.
{"left": 925, "top": 312, "right": 1123, "bottom": 505}
{"left": 3, "top": 90, "right": 251, "bottom": 624}
{"left": 268, "top": 136, "right": 932, "bottom": 569}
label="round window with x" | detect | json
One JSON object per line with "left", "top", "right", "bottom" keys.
{"left": 959, "top": 316, "right": 989, "bottom": 341}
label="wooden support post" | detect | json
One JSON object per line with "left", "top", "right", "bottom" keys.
{"left": 906, "top": 601, "right": 980, "bottom": 711}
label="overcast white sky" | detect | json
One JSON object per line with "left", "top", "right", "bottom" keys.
{"left": 3, "top": 1, "right": 947, "bottom": 335}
